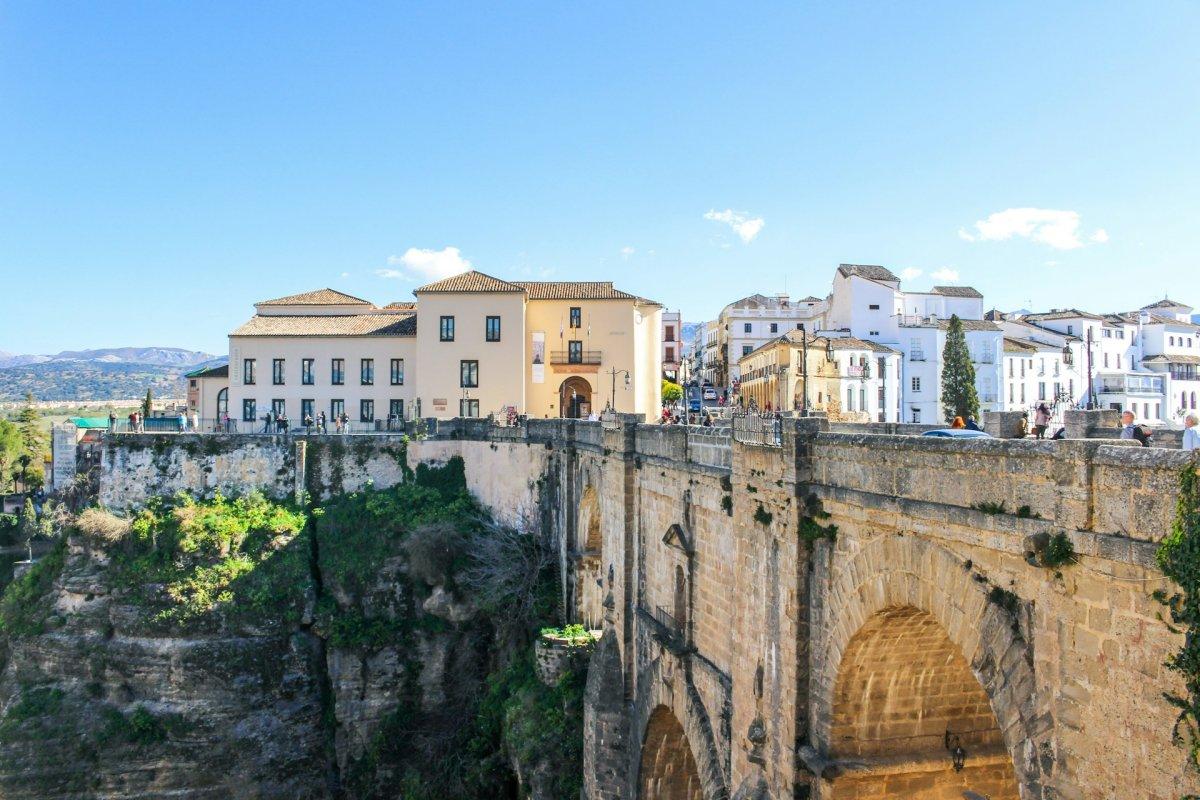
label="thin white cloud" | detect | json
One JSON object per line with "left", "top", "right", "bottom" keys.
{"left": 378, "top": 246, "right": 472, "bottom": 281}
{"left": 620, "top": 246, "right": 635, "bottom": 259}
{"left": 930, "top": 268, "right": 960, "bottom": 283}
{"left": 899, "top": 267, "right": 923, "bottom": 281}
{"left": 1044, "top": 260, "right": 1060, "bottom": 267}
{"left": 958, "top": 208, "right": 1107, "bottom": 250}
{"left": 704, "top": 209, "right": 765, "bottom": 243}
{"left": 339, "top": 272, "right": 350, "bottom": 278}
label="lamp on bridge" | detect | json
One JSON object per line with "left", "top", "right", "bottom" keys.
{"left": 944, "top": 729, "right": 966, "bottom": 772}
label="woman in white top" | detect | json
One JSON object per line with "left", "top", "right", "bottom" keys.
{"left": 1183, "top": 414, "right": 1200, "bottom": 451}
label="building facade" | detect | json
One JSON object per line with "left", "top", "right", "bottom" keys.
{"left": 661, "top": 311, "right": 682, "bottom": 382}
{"left": 204, "top": 274, "right": 662, "bottom": 426}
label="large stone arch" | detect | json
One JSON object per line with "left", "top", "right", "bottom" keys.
{"left": 811, "top": 534, "right": 1044, "bottom": 799}
{"left": 639, "top": 705, "right": 703, "bottom": 800}
{"left": 634, "top": 652, "right": 730, "bottom": 800}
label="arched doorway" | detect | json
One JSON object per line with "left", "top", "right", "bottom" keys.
{"left": 829, "top": 606, "right": 1020, "bottom": 800}
{"left": 559, "top": 376, "right": 593, "bottom": 419}
{"left": 216, "top": 388, "right": 228, "bottom": 420}
{"left": 638, "top": 705, "right": 702, "bottom": 800}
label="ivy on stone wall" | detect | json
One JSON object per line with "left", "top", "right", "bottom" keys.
{"left": 1154, "top": 459, "right": 1200, "bottom": 793}
{"left": 798, "top": 494, "right": 837, "bottom": 547}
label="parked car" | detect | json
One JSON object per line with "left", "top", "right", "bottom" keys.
{"left": 921, "top": 429, "right": 993, "bottom": 439}
{"left": 702, "top": 387, "right": 717, "bottom": 401}
{"left": 686, "top": 387, "right": 703, "bottom": 413}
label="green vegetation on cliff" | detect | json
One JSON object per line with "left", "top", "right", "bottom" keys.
{"left": 0, "top": 455, "right": 584, "bottom": 800}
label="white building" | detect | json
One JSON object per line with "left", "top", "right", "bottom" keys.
{"left": 822, "top": 264, "right": 1002, "bottom": 423}
{"left": 662, "top": 311, "right": 682, "bottom": 382}
{"left": 717, "top": 293, "right": 827, "bottom": 386}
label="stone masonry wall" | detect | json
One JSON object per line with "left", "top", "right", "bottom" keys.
{"left": 95, "top": 418, "right": 1200, "bottom": 799}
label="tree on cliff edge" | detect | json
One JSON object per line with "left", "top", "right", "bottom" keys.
{"left": 940, "top": 314, "right": 979, "bottom": 423}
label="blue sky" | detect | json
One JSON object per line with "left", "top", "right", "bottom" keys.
{"left": 1, "top": 2, "right": 1197, "bottom": 355}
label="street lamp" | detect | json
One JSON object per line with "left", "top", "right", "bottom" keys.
{"left": 798, "top": 323, "right": 809, "bottom": 415}
{"left": 605, "top": 368, "right": 631, "bottom": 412}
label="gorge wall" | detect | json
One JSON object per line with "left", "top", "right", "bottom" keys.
{"left": 76, "top": 417, "right": 1200, "bottom": 798}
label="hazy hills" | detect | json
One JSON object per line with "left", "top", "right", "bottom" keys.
{"left": 0, "top": 348, "right": 223, "bottom": 402}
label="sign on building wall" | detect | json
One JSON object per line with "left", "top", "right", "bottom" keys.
{"left": 531, "top": 331, "right": 545, "bottom": 384}
{"left": 51, "top": 423, "right": 78, "bottom": 491}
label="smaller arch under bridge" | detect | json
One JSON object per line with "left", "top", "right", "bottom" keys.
{"left": 563, "top": 414, "right": 1198, "bottom": 800}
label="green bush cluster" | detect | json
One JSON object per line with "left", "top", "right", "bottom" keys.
{"left": 1155, "top": 461, "right": 1200, "bottom": 787}
{"left": 0, "top": 539, "right": 67, "bottom": 637}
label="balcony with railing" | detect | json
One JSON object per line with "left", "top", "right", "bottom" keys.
{"left": 550, "top": 350, "right": 602, "bottom": 365}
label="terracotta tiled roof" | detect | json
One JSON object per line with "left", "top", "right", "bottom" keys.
{"left": 901, "top": 318, "right": 1001, "bottom": 332}
{"left": 823, "top": 336, "right": 899, "bottom": 354}
{"left": 1142, "top": 298, "right": 1192, "bottom": 311}
{"left": 385, "top": 301, "right": 417, "bottom": 310}
{"left": 1021, "top": 309, "right": 1103, "bottom": 322}
{"left": 415, "top": 270, "right": 524, "bottom": 293}
{"left": 514, "top": 281, "right": 638, "bottom": 301}
{"left": 232, "top": 313, "right": 417, "bottom": 337}
{"left": 932, "top": 285, "right": 983, "bottom": 298}
{"left": 257, "top": 288, "right": 373, "bottom": 306}
{"left": 1144, "top": 313, "right": 1200, "bottom": 330}
{"left": 837, "top": 264, "right": 899, "bottom": 282}
{"left": 1144, "top": 354, "right": 1200, "bottom": 365}
{"left": 1003, "top": 337, "right": 1039, "bottom": 353}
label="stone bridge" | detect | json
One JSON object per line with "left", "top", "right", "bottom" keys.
{"left": 97, "top": 416, "right": 1200, "bottom": 799}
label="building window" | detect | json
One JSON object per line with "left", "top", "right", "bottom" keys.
{"left": 743, "top": 322, "right": 752, "bottom": 334}
{"left": 460, "top": 398, "right": 480, "bottom": 417}
{"left": 272, "top": 399, "right": 286, "bottom": 418}
{"left": 1103, "top": 329, "right": 1112, "bottom": 338}
{"left": 440, "top": 316, "right": 455, "bottom": 341}
{"left": 1171, "top": 336, "right": 1176, "bottom": 346}
{"left": 869, "top": 330, "right": 879, "bottom": 336}
{"left": 301, "top": 399, "right": 314, "bottom": 422}
{"left": 911, "top": 377, "right": 921, "bottom": 392}
{"left": 331, "top": 358, "right": 345, "bottom": 385}
{"left": 390, "top": 358, "right": 405, "bottom": 385}
{"left": 486, "top": 315, "right": 501, "bottom": 342}
{"left": 847, "top": 387, "right": 854, "bottom": 412}
{"left": 569, "top": 307, "right": 582, "bottom": 329}
{"left": 665, "top": 325, "right": 675, "bottom": 340}
{"left": 1103, "top": 353, "right": 1109, "bottom": 368}
{"left": 460, "top": 360, "right": 479, "bottom": 388}
{"left": 1038, "top": 382, "right": 1046, "bottom": 401}
{"left": 389, "top": 399, "right": 404, "bottom": 420}
{"left": 742, "top": 345, "right": 752, "bottom": 356}
{"left": 769, "top": 323, "right": 778, "bottom": 334}
{"left": 360, "top": 399, "right": 375, "bottom": 423}
{"left": 568, "top": 340, "right": 583, "bottom": 364}
{"left": 1067, "top": 325, "right": 1074, "bottom": 335}
{"left": 330, "top": 399, "right": 344, "bottom": 421}
{"left": 911, "top": 408, "right": 921, "bottom": 423}
{"left": 302, "top": 358, "right": 314, "bottom": 385}
{"left": 243, "top": 358, "right": 256, "bottom": 385}
{"left": 665, "top": 347, "right": 675, "bottom": 362}
{"left": 360, "top": 358, "right": 374, "bottom": 385}
{"left": 868, "top": 304, "right": 880, "bottom": 310}
{"left": 272, "top": 358, "right": 285, "bottom": 385}
{"left": 242, "top": 399, "right": 256, "bottom": 422}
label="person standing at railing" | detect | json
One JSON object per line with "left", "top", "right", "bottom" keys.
{"left": 108, "top": 411, "right": 116, "bottom": 433}
{"left": 1183, "top": 414, "right": 1200, "bottom": 451}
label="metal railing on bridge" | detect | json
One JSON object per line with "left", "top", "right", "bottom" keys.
{"left": 109, "top": 418, "right": 413, "bottom": 436}
{"left": 731, "top": 411, "right": 783, "bottom": 447}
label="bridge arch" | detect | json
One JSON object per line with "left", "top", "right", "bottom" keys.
{"left": 812, "top": 535, "right": 1044, "bottom": 799}
{"left": 575, "top": 484, "right": 604, "bottom": 626}
{"left": 639, "top": 705, "right": 703, "bottom": 800}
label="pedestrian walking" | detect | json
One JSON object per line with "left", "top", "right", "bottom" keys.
{"left": 1033, "top": 403, "right": 1051, "bottom": 439}
{"left": 108, "top": 411, "right": 117, "bottom": 433}
{"left": 1184, "top": 414, "right": 1200, "bottom": 451}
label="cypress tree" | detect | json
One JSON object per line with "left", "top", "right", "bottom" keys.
{"left": 940, "top": 314, "right": 979, "bottom": 422}
{"left": 142, "top": 388, "right": 153, "bottom": 418}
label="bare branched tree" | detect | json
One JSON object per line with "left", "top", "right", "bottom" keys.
{"left": 457, "top": 513, "right": 557, "bottom": 640}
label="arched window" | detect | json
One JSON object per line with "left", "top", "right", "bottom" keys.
{"left": 216, "top": 388, "right": 228, "bottom": 418}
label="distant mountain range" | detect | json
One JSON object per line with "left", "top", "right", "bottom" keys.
{"left": 0, "top": 348, "right": 224, "bottom": 402}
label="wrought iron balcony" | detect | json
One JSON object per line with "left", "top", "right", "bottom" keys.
{"left": 550, "top": 350, "right": 602, "bottom": 365}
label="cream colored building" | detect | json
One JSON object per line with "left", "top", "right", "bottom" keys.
{"left": 199, "top": 274, "right": 663, "bottom": 426}
{"left": 414, "top": 271, "right": 662, "bottom": 419}
{"left": 736, "top": 330, "right": 901, "bottom": 421}
{"left": 225, "top": 289, "right": 417, "bottom": 430}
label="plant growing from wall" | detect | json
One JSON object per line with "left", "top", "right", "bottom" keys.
{"left": 1154, "top": 460, "right": 1200, "bottom": 785}
{"left": 753, "top": 503, "right": 773, "bottom": 527}
{"left": 940, "top": 314, "right": 980, "bottom": 423}
{"left": 1039, "top": 532, "right": 1077, "bottom": 569}
{"left": 798, "top": 494, "right": 837, "bottom": 545}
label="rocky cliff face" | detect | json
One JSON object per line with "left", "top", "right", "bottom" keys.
{"left": 0, "top": 457, "right": 585, "bottom": 800}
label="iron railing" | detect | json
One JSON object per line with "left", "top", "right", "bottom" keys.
{"left": 731, "top": 411, "right": 782, "bottom": 447}
{"left": 549, "top": 350, "right": 602, "bottom": 365}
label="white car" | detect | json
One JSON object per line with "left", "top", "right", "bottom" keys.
{"left": 702, "top": 387, "right": 717, "bottom": 401}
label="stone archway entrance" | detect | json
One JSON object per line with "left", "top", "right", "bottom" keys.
{"left": 639, "top": 705, "right": 703, "bottom": 800}
{"left": 559, "top": 376, "right": 593, "bottom": 419}
{"left": 828, "top": 606, "right": 1020, "bottom": 800}
{"left": 575, "top": 485, "right": 604, "bottom": 627}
